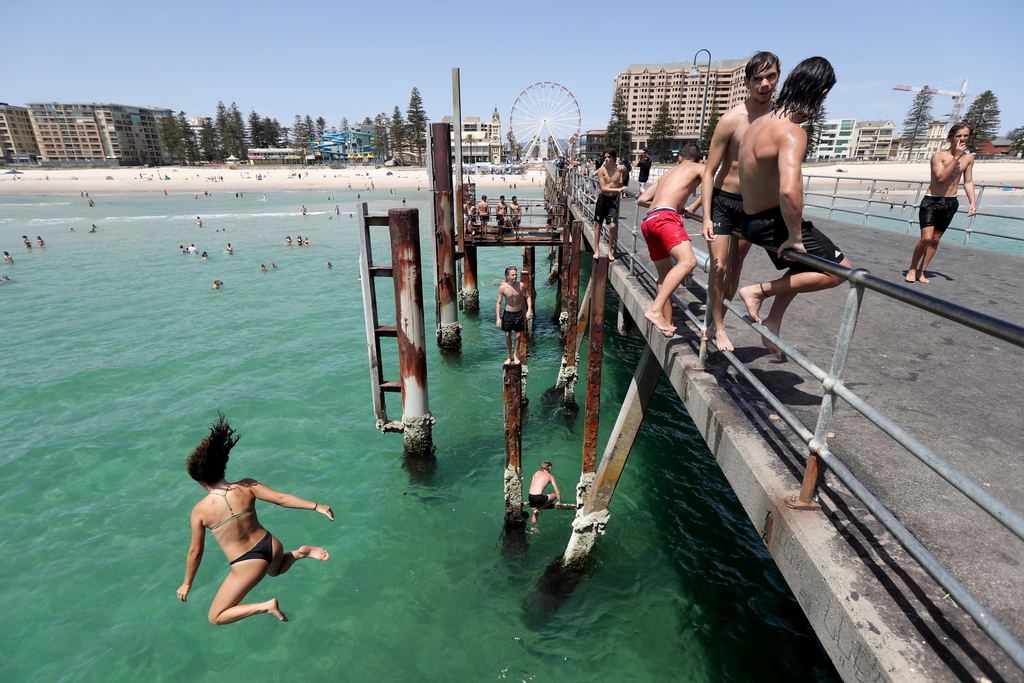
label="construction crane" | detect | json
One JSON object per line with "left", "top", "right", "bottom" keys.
{"left": 893, "top": 78, "right": 975, "bottom": 124}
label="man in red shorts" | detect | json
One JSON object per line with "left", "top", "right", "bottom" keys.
{"left": 636, "top": 144, "right": 704, "bottom": 337}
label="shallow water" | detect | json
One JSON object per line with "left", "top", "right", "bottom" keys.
{"left": 0, "top": 187, "right": 838, "bottom": 681}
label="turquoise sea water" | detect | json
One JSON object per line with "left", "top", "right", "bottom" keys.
{"left": 0, "top": 187, "right": 838, "bottom": 682}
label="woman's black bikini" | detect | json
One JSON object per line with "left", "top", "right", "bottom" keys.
{"left": 210, "top": 488, "right": 274, "bottom": 565}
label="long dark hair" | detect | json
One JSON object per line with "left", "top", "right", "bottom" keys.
{"left": 773, "top": 56, "right": 835, "bottom": 120}
{"left": 186, "top": 412, "right": 239, "bottom": 484}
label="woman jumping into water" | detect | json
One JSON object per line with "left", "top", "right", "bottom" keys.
{"left": 177, "top": 413, "right": 333, "bottom": 624}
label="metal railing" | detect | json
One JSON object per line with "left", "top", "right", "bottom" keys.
{"left": 802, "top": 173, "right": 1024, "bottom": 246}
{"left": 553, "top": 164, "right": 1024, "bottom": 672}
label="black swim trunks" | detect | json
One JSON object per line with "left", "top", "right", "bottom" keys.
{"left": 501, "top": 308, "right": 525, "bottom": 332}
{"left": 740, "top": 207, "right": 845, "bottom": 273}
{"left": 594, "top": 193, "right": 619, "bottom": 226}
{"left": 919, "top": 195, "right": 959, "bottom": 233}
{"left": 529, "top": 493, "right": 552, "bottom": 509}
{"left": 230, "top": 531, "right": 274, "bottom": 565}
{"left": 710, "top": 188, "right": 745, "bottom": 237}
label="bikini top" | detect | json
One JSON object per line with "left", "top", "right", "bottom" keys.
{"left": 209, "top": 488, "right": 255, "bottom": 531}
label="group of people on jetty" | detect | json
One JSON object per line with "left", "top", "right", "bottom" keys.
{"left": 583, "top": 53, "right": 975, "bottom": 360}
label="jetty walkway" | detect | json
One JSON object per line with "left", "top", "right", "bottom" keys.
{"left": 558, "top": 170, "right": 1024, "bottom": 682}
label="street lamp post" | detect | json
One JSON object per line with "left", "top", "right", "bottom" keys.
{"left": 689, "top": 49, "right": 712, "bottom": 152}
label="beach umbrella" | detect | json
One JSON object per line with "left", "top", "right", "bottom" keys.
{"left": 5, "top": 169, "right": 23, "bottom": 174}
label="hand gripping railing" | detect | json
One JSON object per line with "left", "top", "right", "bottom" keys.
{"left": 562, "top": 167, "right": 1024, "bottom": 672}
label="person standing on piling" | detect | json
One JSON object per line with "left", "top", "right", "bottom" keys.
{"left": 701, "top": 51, "right": 781, "bottom": 353}
{"left": 528, "top": 461, "right": 561, "bottom": 527}
{"left": 477, "top": 195, "right": 490, "bottom": 228}
{"left": 734, "top": 56, "right": 852, "bottom": 360}
{"left": 496, "top": 265, "right": 532, "bottom": 365}
{"left": 905, "top": 122, "right": 976, "bottom": 283}
{"left": 636, "top": 143, "right": 704, "bottom": 337}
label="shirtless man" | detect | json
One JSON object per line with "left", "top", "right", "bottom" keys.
{"left": 4, "top": 251, "right": 13, "bottom": 264}
{"left": 906, "top": 122, "right": 977, "bottom": 283}
{"left": 477, "top": 195, "right": 491, "bottom": 227}
{"left": 596, "top": 149, "right": 627, "bottom": 259}
{"left": 495, "top": 265, "right": 533, "bottom": 364}
{"left": 702, "top": 51, "right": 781, "bottom": 352}
{"left": 636, "top": 144, "right": 704, "bottom": 337}
{"left": 528, "top": 461, "right": 561, "bottom": 526}
{"left": 736, "top": 56, "right": 851, "bottom": 360}
{"left": 496, "top": 195, "right": 508, "bottom": 228}
{"left": 510, "top": 196, "right": 522, "bottom": 229}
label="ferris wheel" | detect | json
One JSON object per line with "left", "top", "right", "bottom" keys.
{"left": 509, "top": 82, "right": 581, "bottom": 160}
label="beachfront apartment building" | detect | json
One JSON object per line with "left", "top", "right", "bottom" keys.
{"left": 896, "top": 120, "right": 949, "bottom": 161}
{"left": 852, "top": 120, "right": 896, "bottom": 162}
{"left": 0, "top": 103, "right": 41, "bottom": 165}
{"left": 27, "top": 102, "right": 173, "bottom": 166}
{"left": 441, "top": 110, "right": 503, "bottom": 164}
{"left": 614, "top": 58, "right": 752, "bottom": 161}
{"left": 813, "top": 118, "right": 857, "bottom": 159}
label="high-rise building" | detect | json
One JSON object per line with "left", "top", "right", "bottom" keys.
{"left": 0, "top": 104, "right": 40, "bottom": 164}
{"left": 852, "top": 120, "right": 896, "bottom": 162}
{"left": 613, "top": 58, "right": 753, "bottom": 160}
{"left": 441, "top": 109, "right": 503, "bottom": 164}
{"left": 814, "top": 118, "right": 858, "bottom": 159}
{"left": 27, "top": 102, "right": 173, "bottom": 166}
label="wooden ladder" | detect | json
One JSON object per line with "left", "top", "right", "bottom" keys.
{"left": 357, "top": 203, "right": 404, "bottom": 433}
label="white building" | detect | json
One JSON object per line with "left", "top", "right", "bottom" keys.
{"left": 814, "top": 118, "right": 857, "bottom": 159}
{"left": 852, "top": 120, "right": 896, "bottom": 162}
{"left": 441, "top": 109, "right": 503, "bottom": 164}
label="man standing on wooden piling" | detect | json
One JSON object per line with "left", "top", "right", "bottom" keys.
{"left": 496, "top": 265, "right": 533, "bottom": 364}
{"left": 735, "top": 56, "right": 852, "bottom": 360}
{"left": 701, "top": 51, "right": 781, "bottom": 353}
{"left": 636, "top": 144, "right": 704, "bottom": 337}
{"left": 528, "top": 461, "right": 561, "bottom": 526}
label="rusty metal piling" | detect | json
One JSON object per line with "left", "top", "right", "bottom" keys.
{"left": 503, "top": 362, "right": 525, "bottom": 525}
{"left": 556, "top": 221, "right": 583, "bottom": 406}
{"left": 428, "top": 122, "right": 461, "bottom": 351}
{"left": 389, "top": 208, "right": 434, "bottom": 456}
{"left": 578, "top": 254, "right": 609, "bottom": 503}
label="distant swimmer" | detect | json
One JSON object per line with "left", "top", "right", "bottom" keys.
{"left": 177, "top": 413, "right": 333, "bottom": 625}
{"left": 327, "top": 262, "right": 332, "bottom": 269}
{"left": 301, "top": 205, "right": 307, "bottom": 216}
{"left": 197, "top": 216, "right": 203, "bottom": 228}
{"left": 3, "top": 251, "right": 13, "bottom": 264}
{"left": 261, "top": 264, "right": 267, "bottom": 271}
{"left": 213, "top": 280, "right": 223, "bottom": 289}
{"left": 22, "top": 235, "right": 32, "bottom": 249}
{"left": 271, "top": 262, "right": 277, "bottom": 269}
{"left": 201, "top": 251, "right": 208, "bottom": 260}
{"left": 36, "top": 236, "right": 45, "bottom": 248}
{"left": 89, "top": 225, "right": 97, "bottom": 233}
{"left": 905, "top": 122, "right": 976, "bottom": 284}
{"left": 226, "top": 244, "right": 233, "bottom": 255}
{"left": 528, "top": 461, "right": 561, "bottom": 527}
{"left": 303, "top": 237, "right": 309, "bottom": 246}
{"left": 88, "top": 199, "right": 94, "bottom": 207}
{"left": 286, "top": 236, "right": 292, "bottom": 246}
{"left": 188, "top": 244, "right": 198, "bottom": 255}
{"left": 1, "top": 275, "right": 10, "bottom": 282}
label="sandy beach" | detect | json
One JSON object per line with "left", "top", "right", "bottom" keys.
{"left": 0, "top": 165, "right": 546, "bottom": 195}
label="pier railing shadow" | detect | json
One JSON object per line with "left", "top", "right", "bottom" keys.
{"left": 555, "top": 163, "right": 1024, "bottom": 672}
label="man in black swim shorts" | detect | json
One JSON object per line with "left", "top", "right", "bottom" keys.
{"left": 496, "top": 265, "right": 532, "bottom": 364}
{"left": 528, "top": 461, "right": 561, "bottom": 526}
{"left": 735, "top": 56, "right": 853, "bottom": 360}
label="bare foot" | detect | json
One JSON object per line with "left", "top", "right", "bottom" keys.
{"left": 760, "top": 317, "right": 785, "bottom": 361}
{"left": 705, "top": 326, "right": 734, "bottom": 353}
{"left": 918, "top": 274, "right": 930, "bottom": 284}
{"left": 644, "top": 309, "right": 676, "bottom": 337}
{"left": 294, "top": 545, "right": 330, "bottom": 561}
{"left": 512, "top": 357, "right": 521, "bottom": 364}
{"left": 738, "top": 284, "right": 766, "bottom": 323}
{"left": 905, "top": 269, "right": 917, "bottom": 283}
{"left": 264, "top": 598, "right": 289, "bottom": 622}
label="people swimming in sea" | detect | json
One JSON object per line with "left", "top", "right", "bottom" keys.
{"left": 226, "top": 243, "right": 233, "bottom": 255}
{"left": 201, "top": 251, "right": 208, "bottom": 260}
{"left": 177, "top": 413, "right": 333, "bottom": 624}
{"left": 286, "top": 236, "right": 292, "bottom": 246}
{"left": 3, "top": 251, "right": 12, "bottom": 264}
{"left": 36, "top": 236, "right": 45, "bottom": 248}
{"left": 270, "top": 262, "right": 277, "bottom": 269}
{"left": 89, "top": 225, "right": 97, "bottom": 233}
{"left": 261, "top": 264, "right": 267, "bottom": 271}
{"left": 213, "top": 280, "right": 223, "bottom": 289}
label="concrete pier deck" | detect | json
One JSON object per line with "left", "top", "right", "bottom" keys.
{"left": 570, "top": 195, "right": 1024, "bottom": 682}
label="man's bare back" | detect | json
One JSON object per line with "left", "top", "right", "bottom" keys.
{"left": 738, "top": 113, "right": 806, "bottom": 224}
{"left": 637, "top": 160, "right": 704, "bottom": 213}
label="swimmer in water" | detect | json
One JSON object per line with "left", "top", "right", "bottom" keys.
{"left": 3, "top": 251, "right": 12, "bottom": 264}
{"left": 226, "top": 244, "right": 233, "bottom": 255}
{"left": 213, "top": 280, "right": 223, "bottom": 289}
{"left": 177, "top": 413, "right": 333, "bottom": 624}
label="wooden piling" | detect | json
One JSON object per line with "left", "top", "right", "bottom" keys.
{"left": 579, "top": 254, "right": 609, "bottom": 501}
{"left": 503, "top": 362, "right": 525, "bottom": 525}
{"left": 429, "top": 122, "right": 461, "bottom": 351}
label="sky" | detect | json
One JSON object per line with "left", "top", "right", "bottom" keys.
{"left": 5, "top": 0, "right": 1023, "bottom": 141}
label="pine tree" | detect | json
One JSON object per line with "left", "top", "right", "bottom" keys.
{"left": 901, "top": 87, "right": 934, "bottom": 159}
{"left": 158, "top": 114, "right": 185, "bottom": 163}
{"left": 373, "top": 113, "right": 390, "bottom": 160}
{"left": 198, "top": 117, "right": 217, "bottom": 162}
{"left": 604, "top": 87, "right": 632, "bottom": 159}
{"left": 647, "top": 101, "right": 675, "bottom": 162}
{"left": 291, "top": 114, "right": 313, "bottom": 163}
{"left": 1008, "top": 126, "right": 1024, "bottom": 155}
{"left": 248, "top": 110, "right": 264, "bottom": 149}
{"left": 315, "top": 117, "right": 327, "bottom": 138}
{"left": 218, "top": 102, "right": 246, "bottom": 159}
{"left": 406, "top": 87, "right": 428, "bottom": 165}
{"left": 262, "top": 117, "right": 281, "bottom": 147}
{"left": 391, "top": 106, "right": 407, "bottom": 160}
{"left": 700, "top": 108, "right": 723, "bottom": 156}
{"left": 177, "top": 111, "right": 199, "bottom": 163}
{"left": 340, "top": 117, "right": 350, "bottom": 132}
{"left": 801, "top": 104, "right": 827, "bottom": 160}
{"left": 213, "top": 101, "right": 228, "bottom": 160}
{"left": 962, "top": 90, "right": 1000, "bottom": 152}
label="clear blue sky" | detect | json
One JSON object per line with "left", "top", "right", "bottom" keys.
{"left": 6, "top": 0, "right": 1022, "bottom": 139}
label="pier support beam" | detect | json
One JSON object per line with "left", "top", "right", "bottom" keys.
{"left": 503, "top": 362, "right": 525, "bottom": 525}
{"left": 460, "top": 183, "right": 479, "bottom": 312}
{"left": 556, "top": 221, "right": 583, "bottom": 407}
{"left": 429, "top": 122, "right": 461, "bottom": 351}
{"left": 389, "top": 208, "right": 434, "bottom": 456}
{"left": 563, "top": 346, "right": 662, "bottom": 569}
{"left": 578, "top": 254, "right": 609, "bottom": 504}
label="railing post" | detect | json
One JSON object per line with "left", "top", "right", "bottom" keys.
{"left": 429, "top": 122, "right": 461, "bottom": 351}
{"left": 829, "top": 178, "right": 839, "bottom": 218}
{"left": 908, "top": 182, "right": 924, "bottom": 233}
{"left": 964, "top": 185, "right": 985, "bottom": 245}
{"left": 864, "top": 179, "right": 877, "bottom": 225}
{"left": 789, "top": 271, "right": 867, "bottom": 509}
{"left": 389, "top": 208, "right": 434, "bottom": 456}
